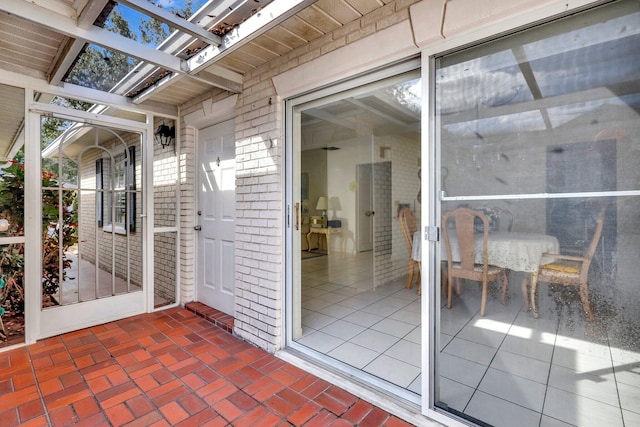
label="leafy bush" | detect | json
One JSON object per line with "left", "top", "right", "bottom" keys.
{"left": 0, "top": 160, "right": 78, "bottom": 319}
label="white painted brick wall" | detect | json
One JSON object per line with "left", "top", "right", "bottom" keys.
{"left": 174, "top": 1, "right": 418, "bottom": 351}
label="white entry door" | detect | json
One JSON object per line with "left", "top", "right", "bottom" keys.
{"left": 197, "top": 120, "right": 236, "bottom": 315}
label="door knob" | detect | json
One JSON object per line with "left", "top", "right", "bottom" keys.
{"left": 194, "top": 225, "right": 202, "bottom": 231}
{"left": 365, "top": 210, "right": 375, "bottom": 216}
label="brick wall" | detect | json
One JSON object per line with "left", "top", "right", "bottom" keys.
{"left": 177, "top": 1, "right": 418, "bottom": 351}
{"left": 153, "top": 130, "right": 179, "bottom": 304}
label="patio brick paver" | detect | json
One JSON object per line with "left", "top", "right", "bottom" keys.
{"left": 0, "top": 308, "right": 415, "bottom": 426}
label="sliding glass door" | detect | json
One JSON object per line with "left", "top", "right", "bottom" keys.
{"left": 287, "top": 66, "right": 423, "bottom": 400}
{"left": 433, "top": 1, "right": 640, "bottom": 425}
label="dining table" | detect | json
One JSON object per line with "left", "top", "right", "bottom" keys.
{"left": 413, "top": 230, "right": 560, "bottom": 314}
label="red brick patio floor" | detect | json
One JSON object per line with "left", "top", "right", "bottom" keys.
{"left": 0, "top": 307, "right": 415, "bottom": 426}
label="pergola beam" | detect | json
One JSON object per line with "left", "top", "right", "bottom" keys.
{"left": 186, "top": 0, "right": 318, "bottom": 75}
{"left": 0, "top": 68, "right": 178, "bottom": 117}
{"left": 76, "top": 0, "right": 110, "bottom": 29}
{"left": 117, "top": 0, "right": 223, "bottom": 47}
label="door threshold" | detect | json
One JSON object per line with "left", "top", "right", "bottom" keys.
{"left": 185, "top": 301, "right": 234, "bottom": 334}
{"left": 276, "top": 348, "right": 433, "bottom": 426}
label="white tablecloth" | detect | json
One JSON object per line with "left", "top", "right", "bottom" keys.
{"left": 414, "top": 231, "right": 559, "bottom": 273}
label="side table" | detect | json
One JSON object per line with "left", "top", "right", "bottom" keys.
{"left": 307, "top": 227, "right": 343, "bottom": 255}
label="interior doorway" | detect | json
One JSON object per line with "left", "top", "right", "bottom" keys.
{"left": 357, "top": 163, "right": 374, "bottom": 253}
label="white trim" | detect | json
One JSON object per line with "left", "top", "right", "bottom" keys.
{"left": 184, "top": 95, "right": 238, "bottom": 129}
{"left": 117, "top": 0, "right": 223, "bottom": 47}
{"left": 31, "top": 102, "right": 148, "bottom": 133}
{"left": 283, "top": 61, "right": 425, "bottom": 419}
{"left": 25, "top": 94, "right": 41, "bottom": 344}
{"left": 186, "top": 0, "right": 318, "bottom": 75}
{"left": 153, "top": 227, "right": 179, "bottom": 233}
{"left": 442, "top": 190, "right": 640, "bottom": 201}
{"left": 0, "top": 237, "right": 25, "bottom": 245}
{"left": 410, "top": 0, "right": 601, "bottom": 56}
{"left": 421, "top": 54, "right": 434, "bottom": 416}
{"left": 146, "top": 119, "right": 155, "bottom": 313}
{"left": 272, "top": 21, "right": 419, "bottom": 99}
{"left": 277, "top": 350, "right": 439, "bottom": 427}
{"left": 102, "top": 225, "right": 128, "bottom": 235}
{"left": 39, "top": 292, "right": 145, "bottom": 338}
{"left": 0, "top": 69, "right": 178, "bottom": 118}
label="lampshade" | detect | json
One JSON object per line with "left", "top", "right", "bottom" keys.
{"left": 316, "top": 196, "right": 328, "bottom": 210}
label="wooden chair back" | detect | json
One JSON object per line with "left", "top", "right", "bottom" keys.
{"left": 398, "top": 207, "right": 417, "bottom": 255}
{"left": 442, "top": 207, "right": 490, "bottom": 274}
{"left": 442, "top": 207, "right": 506, "bottom": 316}
{"left": 580, "top": 206, "right": 606, "bottom": 281}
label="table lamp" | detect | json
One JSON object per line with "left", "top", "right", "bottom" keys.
{"left": 316, "top": 197, "right": 328, "bottom": 218}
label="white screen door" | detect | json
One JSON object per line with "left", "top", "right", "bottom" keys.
{"left": 37, "top": 120, "right": 146, "bottom": 339}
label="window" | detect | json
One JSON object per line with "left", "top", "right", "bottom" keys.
{"left": 97, "top": 146, "right": 136, "bottom": 232}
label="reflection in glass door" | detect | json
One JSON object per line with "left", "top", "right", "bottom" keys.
{"left": 289, "top": 69, "right": 422, "bottom": 399}
{"left": 434, "top": 2, "right": 640, "bottom": 426}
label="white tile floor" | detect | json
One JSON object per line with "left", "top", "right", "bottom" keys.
{"left": 298, "top": 252, "right": 422, "bottom": 393}
{"left": 297, "top": 251, "right": 640, "bottom": 427}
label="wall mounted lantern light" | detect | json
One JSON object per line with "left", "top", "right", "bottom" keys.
{"left": 155, "top": 124, "right": 175, "bottom": 148}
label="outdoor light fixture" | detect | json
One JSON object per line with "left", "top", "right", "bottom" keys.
{"left": 154, "top": 124, "right": 175, "bottom": 148}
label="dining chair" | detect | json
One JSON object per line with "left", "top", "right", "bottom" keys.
{"left": 398, "top": 207, "right": 420, "bottom": 294}
{"left": 493, "top": 207, "right": 513, "bottom": 232}
{"left": 534, "top": 206, "right": 606, "bottom": 321}
{"left": 442, "top": 207, "right": 508, "bottom": 316}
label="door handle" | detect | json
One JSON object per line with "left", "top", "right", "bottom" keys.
{"left": 194, "top": 225, "right": 202, "bottom": 231}
{"left": 295, "top": 203, "right": 300, "bottom": 231}
{"left": 365, "top": 210, "right": 375, "bottom": 217}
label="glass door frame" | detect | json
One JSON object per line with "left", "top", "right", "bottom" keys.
{"left": 283, "top": 58, "right": 422, "bottom": 402}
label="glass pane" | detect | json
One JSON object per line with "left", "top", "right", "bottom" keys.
{"left": 435, "top": 2, "right": 640, "bottom": 426}
{"left": 154, "top": 232, "right": 177, "bottom": 308}
{"left": 292, "top": 71, "right": 422, "bottom": 398}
